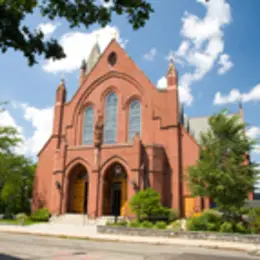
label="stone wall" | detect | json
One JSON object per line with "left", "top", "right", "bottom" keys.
{"left": 97, "top": 225, "right": 260, "bottom": 244}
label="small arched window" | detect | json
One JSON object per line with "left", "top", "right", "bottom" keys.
{"left": 128, "top": 100, "right": 141, "bottom": 142}
{"left": 82, "top": 106, "right": 94, "bottom": 144}
{"left": 104, "top": 92, "right": 118, "bottom": 144}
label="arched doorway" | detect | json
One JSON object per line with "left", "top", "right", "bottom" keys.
{"left": 68, "top": 164, "right": 89, "bottom": 214}
{"left": 102, "top": 163, "right": 128, "bottom": 216}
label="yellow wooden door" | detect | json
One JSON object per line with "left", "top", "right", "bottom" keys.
{"left": 73, "top": 180, "right": 85, "bottom": 213}
{"left": 184, "top": 197, "right": 195, "bottom": 217}
{"left": 120, "top": 179, "right": 127, "bottom": 216}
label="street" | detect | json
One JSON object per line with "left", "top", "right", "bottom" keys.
{"left": 0, "top": 232, "right": 259, "bottom": 260}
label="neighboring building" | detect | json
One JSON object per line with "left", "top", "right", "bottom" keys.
{"left": 32, "top": 39, "right": 251, "bottom": 218}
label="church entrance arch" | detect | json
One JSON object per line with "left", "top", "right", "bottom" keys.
{"left": 67, "top": 164, "right": 89, "bottom": 214}
{"left": 102, "top": 163, "right": 128, "bottom": 216}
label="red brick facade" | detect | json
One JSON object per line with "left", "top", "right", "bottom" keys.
{"left": 32, "top": 40, "right": 217, "bottom": 218}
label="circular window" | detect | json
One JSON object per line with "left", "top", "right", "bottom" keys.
{"left": 108, "top": 52, "right": 117, "bottom": 66}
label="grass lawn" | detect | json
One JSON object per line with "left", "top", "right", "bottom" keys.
{"left": 0, "top": 218, "right": 46, "bottom": 226}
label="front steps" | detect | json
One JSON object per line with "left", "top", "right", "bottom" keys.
{"left": 50, "top": 214, "right": 126, "bottom": 226}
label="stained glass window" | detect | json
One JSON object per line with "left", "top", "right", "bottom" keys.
{"left": 83, "top": 106, "right": 94, "bottom": 144}
{"left": 104, "top": 92, "right": 118, "bottom": 144}
{"left": 128, "top": 100, "right": 141, "bottom": 142}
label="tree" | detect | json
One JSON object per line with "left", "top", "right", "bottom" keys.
{"left": 0, "top": 0, "right": 153, "bottom": 66}
{"left": 187, "top": 110, "right": 259, "bottom": 218}
{"left": 0, "top": 103, "right": 36, "bottom": 215}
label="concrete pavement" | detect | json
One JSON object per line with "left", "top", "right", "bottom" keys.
{"left": 0, "top": 232, "right": 260, "bottom": 259}
{"left": 0, "top": 223, "right": 260, "bottom": 257}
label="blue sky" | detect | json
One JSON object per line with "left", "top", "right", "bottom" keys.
{"left": 0, "top": 0, "right": 260, "bottom": 188}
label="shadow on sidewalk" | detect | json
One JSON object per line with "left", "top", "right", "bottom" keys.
{"left": 0, "top": 254, "right": 21, "bottom": 260}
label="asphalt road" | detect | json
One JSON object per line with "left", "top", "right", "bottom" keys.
{"left": 0, "top": 232, "right": 259, "bottom": 260}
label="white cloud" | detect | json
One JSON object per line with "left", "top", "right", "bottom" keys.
{"left": 246, "top": 126, "right": 260, "bottom": 139}
{"left": 36, "top": 22, "right": 59, "bottom": 38}
{"left": 158, "top": 0, "right": 232, "bottom": 106}
{"left": 1, "top": 103, "right": 54, "bottom": 158}
{"left": 43, "top": 25, "right": 128, "bottom": 74}
{"left": 99, "top": 0, "right": 114, "bottom": 8}
{"left": 18, "top": 104, "right": 53, "bottom": 156}
{"left": 143, "top": 48, "right": 157, "bottom": 61}
{"left": 218, "top": 53, "right": 233, "bottom": 74}
{"left": 214, "top": 84, "right": 260, "bottom": 105}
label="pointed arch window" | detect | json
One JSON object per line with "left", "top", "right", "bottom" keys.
{"left": 128, "top": 100, "right": 141, "bottom": 142}
{"left": 83, "top": 106, "right": 94, "bottom": 144}
{"left": 104, "top": 92, "right": 118, "bottom": 144}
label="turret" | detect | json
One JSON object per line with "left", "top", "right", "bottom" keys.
{"left": 86, "top": 41, "right": 100, "bottom": 74}
{"left": 53, "top": 77, "right": 66, "bottom": 148}
{"left": 167, "top": 57, "right": 178, "bottom": 90}
{"left": 79, "top": 59, "right": 87, "bottom": 86}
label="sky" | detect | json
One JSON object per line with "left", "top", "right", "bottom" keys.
{"left": 0, "top": 0, "right": 260, "bottom": 190}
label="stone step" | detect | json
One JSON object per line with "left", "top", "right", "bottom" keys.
{"left": 50, "top": 214, "right": 126, "bottom": 226}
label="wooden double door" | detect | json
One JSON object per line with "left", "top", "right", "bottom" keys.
{"left": 72, "top": 179, "right": 89, "bottom": 214}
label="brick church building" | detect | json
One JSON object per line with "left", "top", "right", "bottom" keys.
{"left": 32, "top": 38, "right": 248, "bottom": 218}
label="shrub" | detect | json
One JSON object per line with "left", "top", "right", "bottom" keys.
{"left": 16, "top": 213, "right": 28, "bottom": 225}
{"left": 219, "top": 222, "right": 233, "bottom": 233}
{"left": 115, "top": 220, "right": 128, "bottom": 227}
{"left": 187, "top": 216, "right": 207, "bottom": 231}
{"left": 235, "top": 222, "right": 249, "bottom": 234}
{"left": 128, "top": 220, "right": 141, "bottom": 228}
{"left": 155, "top": 221, "right": 167, "bottom": 229}
{"left": 30, "top": 208, "right": 50, "bottom": 222}
{"left": 248, "top": 207, "right": 260, "bottom": 234}
{"left": 140, "top": 220, "right": 153, "bottom": 229}
{"left": 170, "top": 220, "right": 182, "bottom": 231}
{"left": 129, "top": 188, "right": 161, "bottom": 221}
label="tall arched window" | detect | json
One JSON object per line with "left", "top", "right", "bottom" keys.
{"left": 104, "top": 92, "right": 118, "bottom": 144}
{"left": 128, "top": 100, "right": 141, "bottom": 142}
{"left": 82, "top": 106, "right": 94, "bottom": 144}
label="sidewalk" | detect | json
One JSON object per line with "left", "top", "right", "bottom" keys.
{"left": 0, "top": 223, "right": 260, "bottom": 256}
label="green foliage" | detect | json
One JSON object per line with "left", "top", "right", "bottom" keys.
{"left": 140, "top": 220, "right": 153, "bottom": 229}
{"left": 170, "top": 220, "right": 182, "bottom": 231}
{"left": 0, "top": 0, "right": 153, "bottom": 66}
{"left": 129, "top": 187, "right": 177, "bottom": 223}
{"left": 129, "top": 187, "right": 161, "bottom": 221}
{"left": 235, "top": 222, "right": 249, "bottom": 234}
{"left": 128, "top": 220, "right": 141, "bottom": 228}
{"left": 31, "top": 208, "right": 50, "bottom": 222}
{"left": 187, "top": 216, "right": 207, "bottom": 231}
{"left": 219, "top": 222, "right": 234, "bottom": 233}
{"left": 115, "top": 220, "right": 128, "bottom": 227}
{"left": 248, "top": 207, "right": 260, "bottom": 233}
{"left": 187, "top": 210, "right": 221, "bottom": 232}
{"left": 0, "top": 104, "right": 36, "bottom": 216}
{"left": 154, "top": 221, "right": 167, "bottom": 229}
{"left": 187, "top": 110, "right": 259, "bottom": 216}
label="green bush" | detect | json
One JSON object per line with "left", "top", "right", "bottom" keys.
{"left": 219, "top": 222, "right": 233, "bottom": 233}
{"left": 116, "top": 220, "right": 128, "bottom": 227}
{"left": 129, "top": 188, "right": 161, "bottom": 221}
{"left": 187, "top": 216, "right": 207, "bottom": 231}
{"left": 128, "top": 220, "right": 141, "bottom": 228}
{"left": 248, "top": 207, "right": 260, "bottom": 234}
{"left": 235, "top": 222, "right": 249, "bottom": 234}
{"left": 155, "top": 221, "right": 167, "bottom": 229}
{"left": 141, "top": 220, "right": 153, "bottom": 229}
{"left": 30, "top": 208, "right": 50, "bottom": 222}
{"left": 170, "top": 220, "right": 182, "bottom": 231}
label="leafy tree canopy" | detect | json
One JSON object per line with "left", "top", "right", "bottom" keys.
{"left": 0, "top": 102, "right": 36, "bottom": 215}
{"left": 0, "top": 0, "right": 153, "bottom": 65}
{"left": 187, "top": 110, "right": 259, "bottom": 215}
